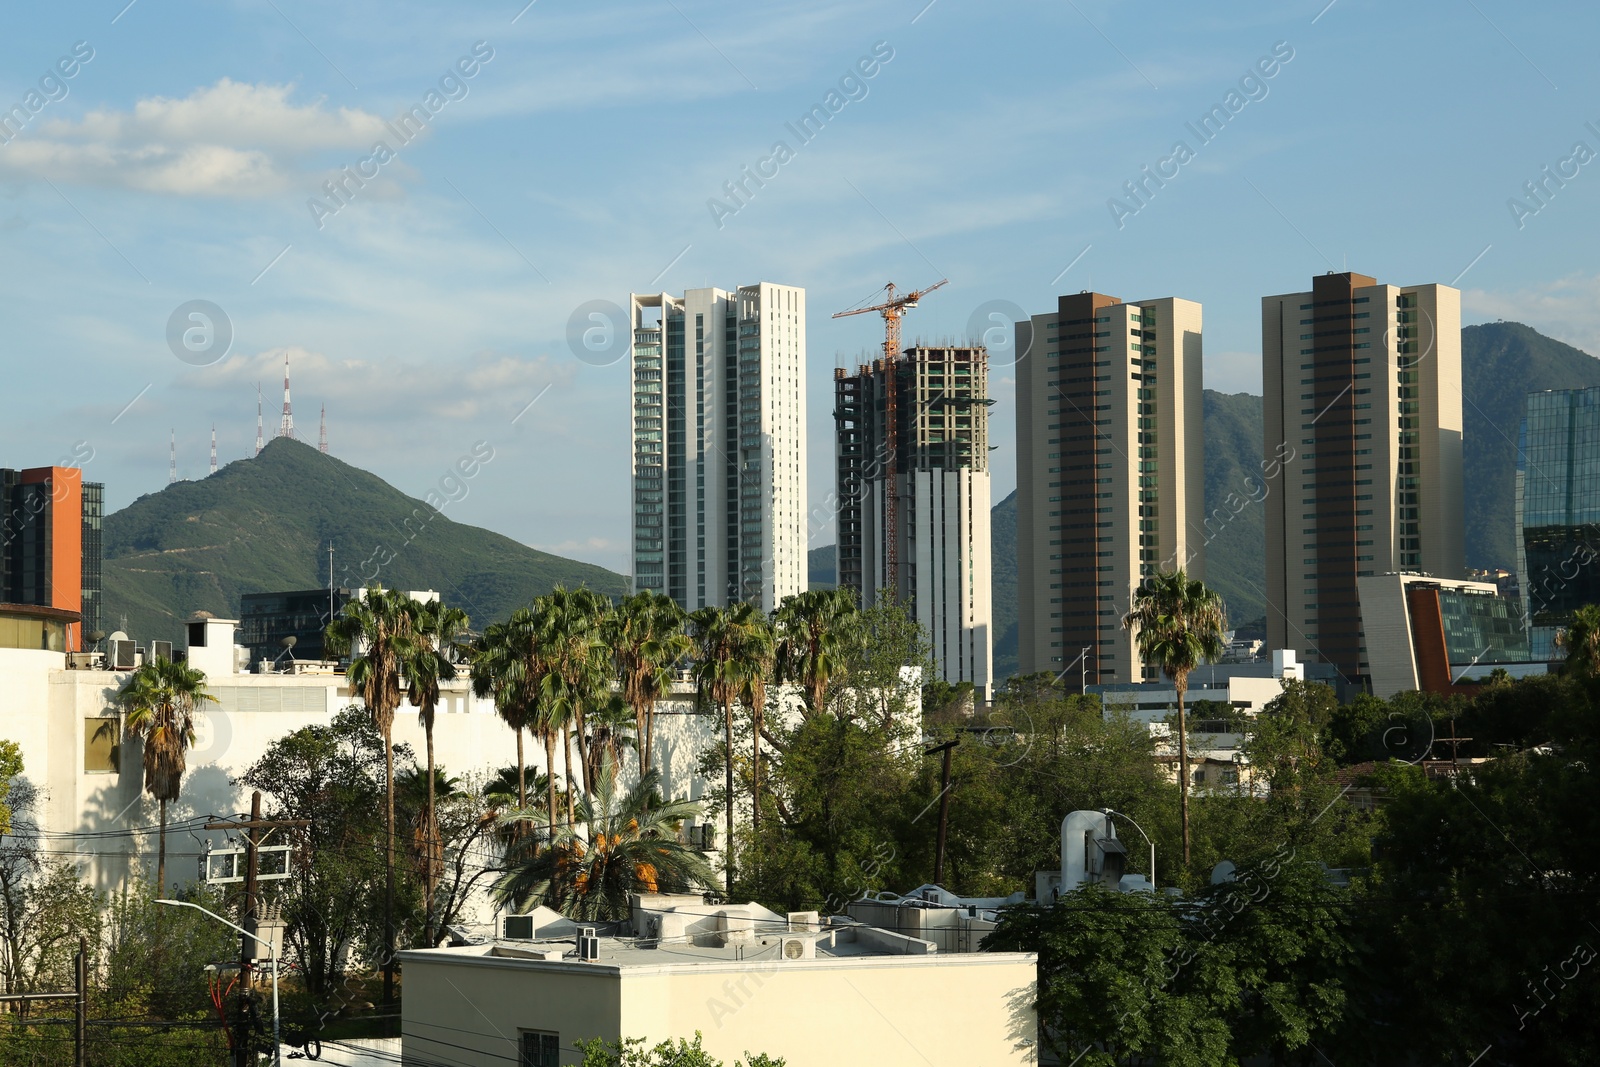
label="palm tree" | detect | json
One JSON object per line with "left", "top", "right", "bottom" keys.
{"left": 536, "top": 587, "right": 612, "bottom": 818}
{"left": 690, "top": 602, "right": 771, "bottom": 895}
{"left": 584, "top": 693, "right": 637, "bottom": 786}
{"left": 493, "top": 766, "right": 714, "bottom": 921}
{"left": 734, "top": 609, "right": 776, "bottom": 834}
{"left": 403, "top": 598, "right": 470, "bottom": 948}
{"left": 471, "top": 612, "right": 544, "bottom": 823}
{"left": 607, "top": 590, "right": 692, "bottom": 779}
{"left": 1123, "top": 568, "right": 1227, "bottom": 869}
{"left": 118, "top": 657, "right": 216, "bottom": 891}
{"left": 1556, "top": 604, "right": 1600, "bottom": 679}
{"left": 325, "top": 584, "right": 413, "bottom": 1007}
{"left": 775, "top": 588, "right": 857, "bottom": 716}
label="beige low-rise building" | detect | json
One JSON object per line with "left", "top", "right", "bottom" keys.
{"left": 399, "top": 895, "right": 1038, "bottom": 1066}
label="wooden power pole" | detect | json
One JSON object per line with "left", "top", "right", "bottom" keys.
{"left": 925, "top": 738, "right": 959, "bottom": 886}
{"left": 207, "top": 791, "right": 307, "bottom": 1066}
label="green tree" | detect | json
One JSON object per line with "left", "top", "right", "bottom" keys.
{"left": 117, "top": 657, "right": 216, "bottom": 890}
{"left": 494, "top": 767, "right": 714, "bottom": 921}
{"left": 537, "top": 586, "right": 614, "bottom": 820}
{"left": 691, "top": 602, "right": 771, "bottom": 895}
{"left": 237, "top": 707, "right": 410, "bottom": 999}
{"left": 472, "top": 609, "right": 548, "bottom": 836}
{"left": 1555, "top": 602, "right": 1600, "bottom": 679}
{"left": 577, "top": 1032, "right": 784, "bottom": 1067}
{"left": 608, "top": 590, "right": 692, "bottom": 779}
{"left": 774, "top": 588, "right": 857, "bottom": 716}
{"left": 402, "top": 597, "right": 470, "bottom": 947}
{"left": 1123, "top": 569, "right": 1227, "bottom": 869}
{"left": 325, "top": 584, "right": 413, "bottom": 1006}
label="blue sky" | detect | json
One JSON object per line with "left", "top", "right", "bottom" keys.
{"left": 1, "top": 0, "right": 1597, "bottom": 576}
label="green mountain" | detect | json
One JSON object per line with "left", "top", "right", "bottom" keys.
{"left": 102, "top": 437, "right": 627, "bottom": 643}
{"left": 1461, "top": 322, "right": 1600, "bottom": 569}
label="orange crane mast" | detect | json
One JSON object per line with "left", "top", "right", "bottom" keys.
{"left": 833, "top": 278, "right": 948, "bottom": 595}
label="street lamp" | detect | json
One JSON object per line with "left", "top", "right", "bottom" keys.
{"left": 1101, "top": 808, "right": 1156, "bottom": 892}
{"left": 157, "top": 899, "right": 279, "bottom": 1066}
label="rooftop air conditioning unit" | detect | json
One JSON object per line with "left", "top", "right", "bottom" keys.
{"left": 151, "top": 640, "right": 173, "bottom": 662}
{"left": 779, "top": 936, "right": 816, "bottom": 961}
{"left": 504, "top": 915, "right": 535, "bottom": 940}
{"left": 578, "top": 927, "right": 600, "bottom": 962}
{"left": 111, "top": 640, "right": 137, "bottom": 671}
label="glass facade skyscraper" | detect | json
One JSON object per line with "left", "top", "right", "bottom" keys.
{"left": 1517, "top": 387, "right": 1600, "bottom": 659}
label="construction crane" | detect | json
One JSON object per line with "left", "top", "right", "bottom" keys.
{"left": 833, "top": 278, "right": 947, "bottom": 594}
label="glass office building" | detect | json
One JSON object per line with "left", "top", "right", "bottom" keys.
{"left": 1517, "top": 388, "right": 1600, "bottom": 659}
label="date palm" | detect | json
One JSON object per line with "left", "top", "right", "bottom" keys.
{"left": 493, "top": 766, "right": 714, "bottom": 921}
{"left": 1123, "top": 568, "right": 1227, "bottom": 868}
{"left": 325, "top": 584, "right": 413, "bottom": 1006}
{"left": 404, "top": 598, "right": 470, "bottom": 948}
{"left": 118, "top": 657, "right": 216, "bottom": 891}
{"left": 607, "top": 590, "right": 692, "bottom": 779}
{"left": 775, "top": 588, "right": 857, "bottom": 716}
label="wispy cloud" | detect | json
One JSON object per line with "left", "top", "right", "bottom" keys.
{"left": 1465, "top": 273, "right": 1600, "bottom": 358}
{"left": 0, "top": 80, "right": 388, "bottom": 196}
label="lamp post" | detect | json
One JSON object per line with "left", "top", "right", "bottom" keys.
{"left": 157, "top": 899, "right": 279, "bottom": 1066}
{"left": 1101, "top": 808, "right": 1155, "bottom": 892}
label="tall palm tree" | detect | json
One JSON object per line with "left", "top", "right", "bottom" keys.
{"left": 403, "top": 598, "right": 470, "bottom": 948}
{"left": 775, "top": 588, "right": 857, "bottom": 716}
{"left": 471, "top": 611, "right": 543, "bottom": 824}
{"left": 1556, "top": 603, "right": 1600, "bottom": 679}
{"left": 536, "top": 587, "right": 612, "bottom": 818}
{"left": 607, "top": 590, "right": 692, "bottom": 779}
{"left": 493, "top": 766, "right": 714, "bottom": 921}
{"left": 1123, "top": 568, "right": 1227, "bottom": 868}
{"left": 734, "top": 609, "right": 777, "bottom": 833}
{"left": 690, "top": 602, "right": 771, "bottom": 895}
{"left": 118, "top": 657, "right": 216, "bottom": 891}
{"left": 584, "top": 693, "right": 637, "bottom": 786}
{"left": 325, "top": 584, "right": 412, "bottom": 1006}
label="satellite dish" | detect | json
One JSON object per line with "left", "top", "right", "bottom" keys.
{"left": 87, "top": 630, "right": 106, "bottom": 644}
{"left": 107, "top": 631, "right": 130, "bottom": 645}
{"left": 1210, "top": 860, "right": 1237, "bottom": 885}
{"left": 280, "top": 636, "right": 298, "bottom": 649}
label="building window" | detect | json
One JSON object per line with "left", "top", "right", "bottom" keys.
{"left": 521, "top": 1031, "right": 560, "bottom": 1067}
{"left": 84, "top": 718, "right": 119, "bottom": 773}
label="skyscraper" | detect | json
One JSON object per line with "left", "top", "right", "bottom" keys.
{"left": 0, "top": 465, "right": 103, "bottom": 650}
{"left": 835, "top": 345, "right": 993, "bottom": 691}
{"left": 1516, "top": 386, "right": 1600, "bottom": 660}
{"left": 1014, "top": 293, "right": 1205, "bottom": 684}
{"left": 630, "top": 283, "right": 807, "bottom": 613}
{"left": 1262, "top": 271, "right": 1463, "bottom": 680}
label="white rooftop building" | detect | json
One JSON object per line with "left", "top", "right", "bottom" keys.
{"left": 402, "top": 893, "right": 1037, "bottom": 1066}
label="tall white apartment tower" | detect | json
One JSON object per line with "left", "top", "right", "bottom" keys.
{"left": 1014, "top": 293, "right": 1205, "bottom": 684}
{"left": 835, "top": 345, "right": 993, "bottom": 692}
{"left": 630, "top": 283, "right": 807, "bottom": 613}
{"left": 1262, "top": 271, "right": 1463, "bottom": 681}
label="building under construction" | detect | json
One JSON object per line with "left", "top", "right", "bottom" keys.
{"left": 834, "top": 345, "right": 993, "bottom": 693}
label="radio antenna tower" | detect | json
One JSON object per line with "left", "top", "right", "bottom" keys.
{"left": 210, "top": 424, "right": 218, "bottom": 475}
{"left": 169, "top": 430, "right": 177, "bottom": 484}
{"left": 255, "top": 384, "right": 264, "bottom": 457}
{"left": 279, "top": 354, "right": 296, "bottom": 439}
{"left": 319, "top": 404, "right": 328, "bottom": 454}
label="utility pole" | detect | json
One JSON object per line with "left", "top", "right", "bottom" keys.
{"left": 925, "top": 739, "right": 959, "bottom": 886}
{"left": 207, "top": 792, "right": 307, "bottom": 1066}
{"left": 75, "top": 937, "right": 86, "bottom": 1067}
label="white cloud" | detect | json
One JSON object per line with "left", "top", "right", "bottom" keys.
{"left": 0, "top": 80, "right": 389, "bottom": 197}
{"left": 1465, "top": 273, "right": 1600, "bottom": 357}
{"left": 189, "top": 345, "right": 574, "bottom": 425}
